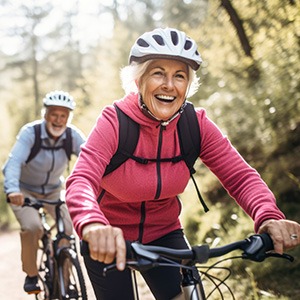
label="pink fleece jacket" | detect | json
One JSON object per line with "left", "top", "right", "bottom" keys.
{"left": 66, "top": 93, "right": 285, "bottom": 243}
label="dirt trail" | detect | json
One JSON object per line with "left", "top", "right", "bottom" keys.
{"left": 0, "top": 229, "right": 93, "bottom": 299}
{"left": 0, "top": 229, "right": 154, "bottom": 300}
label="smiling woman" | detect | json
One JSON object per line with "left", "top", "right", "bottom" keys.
{"left": 138, "top": 59, "right": 190, "bottom": 121}
{"left": 64, "top": 27, "right": 300, "bottom": 300}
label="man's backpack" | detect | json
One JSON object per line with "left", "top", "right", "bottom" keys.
{"left": 103, "top": 102, "right": 209, "bottom": 212}
{"left": 25, "top": 123, "right": 73, "bottom": 164}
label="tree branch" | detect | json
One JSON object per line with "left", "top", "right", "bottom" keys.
{"left": 220, "top": 0, "right": 253, "bottom": 57}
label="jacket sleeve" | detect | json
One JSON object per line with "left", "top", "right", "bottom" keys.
{"left": 65, "top": 105, "right": 119, "bottom": 238}
{"left": 197, "top": 108, "right": 285, "bottom": 232}
{"left": 2, "top": 125, "right": 35, "bottom": 194}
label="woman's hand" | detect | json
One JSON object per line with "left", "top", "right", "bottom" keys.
{"left": 82, "top": 223, "right": 126, "bottom": 271}
{"left": 258, "top": 219, "right": 300, "bottom": 254}
{"left": 7, "top": 192, "right": 24, "bottom": 206}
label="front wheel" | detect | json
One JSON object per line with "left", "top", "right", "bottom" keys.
{"left": 57, "top": 247, "right": 87, "bottom": 300}
{"left": 36, "top": 246, "right": 56, "bottom": 300}
{"left": 35, "top": 274, "right": 50, "bottom": 300}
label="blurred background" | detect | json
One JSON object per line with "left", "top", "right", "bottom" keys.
{"left": 0, "top": 0, "right": 299, "bottom": 298}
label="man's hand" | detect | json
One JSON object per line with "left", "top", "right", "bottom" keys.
{"left": 7, "top": 192, "right": 24, "bottom": 206}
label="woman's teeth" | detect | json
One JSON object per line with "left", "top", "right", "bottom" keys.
{"left": 156, "top": 95, "right": 175, "bottom": 102}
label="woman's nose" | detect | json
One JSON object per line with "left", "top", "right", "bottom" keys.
{"left": 162, "top": 76, "right": 175, "bottom": 89}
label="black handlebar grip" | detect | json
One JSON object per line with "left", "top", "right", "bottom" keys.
{"left": 259, "top": 233, "right": 274, "bottom": 251}
{"left": 7, "top": 197, "right": 30, "bottom": 205}
{"left": 80, "top": 240, "right": 90, "bottom": 256}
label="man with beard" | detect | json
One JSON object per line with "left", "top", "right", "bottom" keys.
{"left": 2, "top": 90, "right": 86, "bottom": 295}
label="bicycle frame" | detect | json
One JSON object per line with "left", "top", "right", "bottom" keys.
{"left": 181, "top": 268, "right": 205, "bottom": 300}
{"left": 24, "top": 198, "right": 87, "bottom": 300}
{"left": 127, "top": 252, "right": 205, "bottom": 300}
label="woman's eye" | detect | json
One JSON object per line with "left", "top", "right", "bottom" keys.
{"left": 176, "top": 73, "right": 186, "bottom": 79}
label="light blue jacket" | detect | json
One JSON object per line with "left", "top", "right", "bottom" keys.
{"left": 2, "top": 119, "right": 86, "bottom": 195}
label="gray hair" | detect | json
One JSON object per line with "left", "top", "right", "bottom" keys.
{"left": 120, "top": 61, "right": 200, "bottom": 98}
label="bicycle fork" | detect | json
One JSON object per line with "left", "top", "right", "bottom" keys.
{"left": 181, "top": 268, "right": 206, "bottom": 300}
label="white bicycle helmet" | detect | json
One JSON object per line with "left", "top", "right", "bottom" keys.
{"left": 43, "top": 90, "right": 76, "bottom": 110}
{"left": 129, "top": 28, "right": 202, "bottom": 70}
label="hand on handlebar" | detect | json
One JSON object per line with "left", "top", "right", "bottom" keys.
{"left": 258, "top": 219, "right": 300, "bottom": 254}
{"left": 7, "top": 192, "right": 25, "bottom": 206}
{"left": 82, "top": 223, "right": 126, "bottom": 271}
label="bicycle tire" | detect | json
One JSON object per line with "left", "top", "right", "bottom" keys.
{"left": 36, "top": 247, "right": 57, "bottom": 300}
{"left": 57, "top": 247, "right": 87, "bottom": 300}
{"left": 35, "top": 274, "right": 50, "bottom": 300}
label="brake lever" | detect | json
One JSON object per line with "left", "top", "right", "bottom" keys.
{"left": 265, "top": 252, "right": 294, "bottom": 262}
{"left": 102, "top": 262, "right": 141, "bottom": 276}
{"left": 103, "top": 263, "right": 117, "bottom": 276}
{"left": 103, "top": 258, "right": 156, "bottom": 276}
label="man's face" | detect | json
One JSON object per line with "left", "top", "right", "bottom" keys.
{"left": 45, "top": 106, "right": 70, "bottom": 138}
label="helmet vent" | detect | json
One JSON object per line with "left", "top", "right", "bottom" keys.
{"left": 137, "top": 38, "right": 149, "bottom": 47}
{"left": 152, "top": 34, "right": 165, "bottom": 46}
{"left": 184, "top": 40, "right": 192, "bottom": 50}
{"left": 170, "top": 31, "right": 179, "bottom": 45}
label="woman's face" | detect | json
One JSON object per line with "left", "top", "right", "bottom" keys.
{"left": 45, "top": 106, "right": 70, "bottom": 139}
{"left": 138, "top": 59, "right": 189, "bottom": 121}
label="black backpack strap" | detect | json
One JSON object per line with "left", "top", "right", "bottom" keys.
{"left": 103, "top": 104, "right": 140, "bottom": 176}
{"left": 177, "top": 102, "right": 201, "bottom": 173}
{"left": 26, "top": 124, "right": 72, "bottom": 163}
{"left": 63, "top": 126, "right": 72, "bottom": 161}
{"left": 26, "top": 124, "right": 41, "bottom": 164}
{"left": 178, "top": 102, "right": 209, "bottom": 212}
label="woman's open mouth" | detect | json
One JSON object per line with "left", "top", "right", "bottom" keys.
{"left": 155, "top": 95, "right": 176, "bottom": 103}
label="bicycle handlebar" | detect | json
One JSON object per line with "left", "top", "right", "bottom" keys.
{"left": 7, "top": 197, "right": 65, "bottom": 209}
{"left": 22, "top": 197, "right": 65, "bottom": 209}
{"left": 80, "top": 233, "right": 294, "bottom": 275}
{"left": 127, "top": 233, "right": 293, "bottom": 264}
{"left": 208, "top": 233, "right": 274, "bottom": 262}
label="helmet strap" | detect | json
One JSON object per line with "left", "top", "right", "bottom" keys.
{"left": 138, "top": 94, "right": 186, "bottom": 126}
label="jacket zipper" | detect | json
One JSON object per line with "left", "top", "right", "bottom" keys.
{"left": 138, "top": 201, "right": 146, "bottom": 242}
{"left": 154, "top": 124, "right": 165, "bottom": 199}
{"left": 138, "top": 124, "right": 165, "bottom": 242}
{"left": 41, "top": 149, "right": 55, "bottom": 194}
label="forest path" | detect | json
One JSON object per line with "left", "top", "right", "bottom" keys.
{"left": 0, "top": 229, "right": 154, "bottom": 299}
